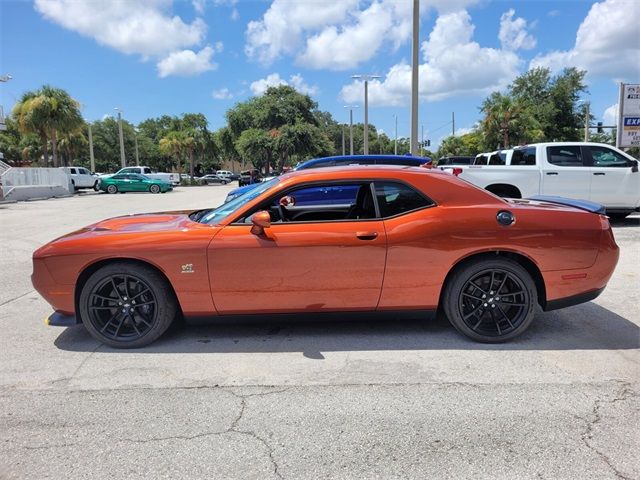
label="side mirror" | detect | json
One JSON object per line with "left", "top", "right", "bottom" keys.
{"left": 250, "top": 210, "right": 271, "bottom": 235}
{"left": 631, "top": 160, "right": 638, "bottom": 173}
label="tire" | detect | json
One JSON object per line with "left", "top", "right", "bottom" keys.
{"left": 221, "top": 180, "right": 228, "bottom": 185}
{"left": 71, "top": 180, "right": 78, "bottom": 192}
{"left": 149, "top": 184, "right": 161, "bottom": 194}
{"left": 608, "top": 212, "right": 630, "bottom": 221}
{"left": 106, "top": 184, "right": 118, "bottom": 194}
{"left": 442, "top": 258, "right": 537, "bottom": 343}
{"left": 93, "top": 181, "right": 99, "bottom": 191}
{"left": 79, "top": 262, "right": 178, "bottom": 348}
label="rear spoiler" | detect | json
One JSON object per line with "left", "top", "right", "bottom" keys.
{"left": 528, "top": 195, "right": 606, "bottom": 215}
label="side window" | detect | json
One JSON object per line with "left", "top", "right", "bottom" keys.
{"left": 121, "top": 168, "right": 132, "bottom": 174}
{"left": 547, "top": 146, "right": 585, "bottom": 167}
{"left": 589, "top": 146, "right": 631, "bottom": 168}
{"left": 79, "top": 168, "right": 89, "bottom": 175}
{"left": 143, "top": 168, "right": 152, "bottom": 174}
{"left": 511, "top": 147, "right": 536, "bottom": 166}
{"left": 69, "top": 168, "right": 77, "bottom": 174}
{"left": 474, "top": 155, "right": 487, "bottom": 165}
{"left": 488, "top": 153, "right": 505, "bottom": 165}
{"left": 112, "top": 174, "right": 125, "bottom": 179}
{"left": 374, "top": 182, "right": 432, "bottom": 218}
{"left": 280, "top": 184, "right": 359, "bottom": 207}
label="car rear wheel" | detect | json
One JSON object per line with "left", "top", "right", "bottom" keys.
{"left": 443, "top": 258, "right": 536, "bottom": 343}
{"left": 79, "top": 262, "right": 178, "bottom": 348}
{"left": 149, "top": 184, "right": 161, "bottom": 194}
{"left": 106, "top": 184, "right": 118, "bottom": 194}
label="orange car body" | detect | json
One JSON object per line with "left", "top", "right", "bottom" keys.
{"left": 32, "top": 166, "right": 619, "bottom": 320}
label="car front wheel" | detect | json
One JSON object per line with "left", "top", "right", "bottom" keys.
{"left": 149, "top": 184, "right": 160, "bottom": 194}
{"left": 79, "top": 262, "right": 178, "bottom": 348}
{"left": 443, "top": 258, "right": 537, "bottom": 343}
{"left": 106, "top": 184, "right": 118, "bottom": 194}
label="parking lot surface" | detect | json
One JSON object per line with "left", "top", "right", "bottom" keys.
{"left": 1, "top": 186, "right": 638, "bottom": 479}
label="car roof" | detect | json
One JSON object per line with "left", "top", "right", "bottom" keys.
{"left": 297, "top": 154, "right": 432, "bottom": 168}
{"left": 279, "top": 164, "right": 445, "bottom": 182}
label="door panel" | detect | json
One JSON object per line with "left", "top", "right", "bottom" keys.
{"left": 587, "top": 145, "right": 640, "bottom": 208}
{"left": 541, "top": 146, "right": 591, "bottom": 201}
{"left": 209, "top": 221, "right": 387, "bottom": 314}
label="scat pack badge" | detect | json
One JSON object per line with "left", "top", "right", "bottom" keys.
{"left": 181, "top": 263, "right": 194, "bottom": 274}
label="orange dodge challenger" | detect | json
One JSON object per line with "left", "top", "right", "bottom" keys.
{"left": 32, "top": 165, "right": 619, "bottom": 348}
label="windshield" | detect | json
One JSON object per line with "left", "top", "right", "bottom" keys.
{"left": 198, "top": 177, "right": 280, "bottom": 224}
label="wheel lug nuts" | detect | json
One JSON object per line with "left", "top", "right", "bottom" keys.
{"left": 483, "top": 303, "right": 488, "bottom": 307}
{"left": 491, "top": 304, "right": 496, "bottom": 308}
{"left": 496, "top": 297, "right": 500, "bottom": 301}
{"left": 482, "top": 294, "right": 486, "bottom": 299}
{"left": 490, "top": 291, "right": 494, "bottom": 295}
{"left": 123, "top": 297, "right": 127, "bottom": 300}
{"left": 122, "top": 308, "right": 126, "bottom": 312}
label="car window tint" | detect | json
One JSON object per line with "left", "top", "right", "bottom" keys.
{"left": 548, "top": 146, "right": 584, "bottom": 167}
{"left": 112, "top": 174, "right": 125, "bottom": 179}
{"left": 143, "top": 168, "right": 151, "bottom": 174}
{"left": 589, "top": 146, "right": 630, "bottom": 168}
{"left": 474, "top": 155, "right": 488, "bottom": 165}
{"left": 69, "top": 168, "right": 76, "bottom": 174}
{"left": 374, "top": 182, "right": 432, "bottom": 217}
{"left": 488, "top": 153, "right": 505, "bottom": 165}
{"left": 272, "top": 184, "right": 359, "bottom": 208}
{"left": 511, "top": 147, "right": 536, "bottom": 166}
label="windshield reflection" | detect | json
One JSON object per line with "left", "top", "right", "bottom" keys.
{"left": 198, "top": 177, "right": 280, "bottom": 224}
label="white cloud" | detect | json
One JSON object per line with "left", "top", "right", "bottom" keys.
{"left": 547, "top": 9, "right": 560, "bottom": 17}
{"left": 250, "top": 73, "right": 318, "bottom": 96}
{"left": 192, "top": 0, "right": 205, "bottom": 14}
{"left": 212, "top": 88, "right": 234, "bottom": 100}
{"left": 35, "top": 0, "right": 206, "bottom": 58}
{"left": 341, "top": 10, "right": 521, "bottom": 106}
{"left": 245, "top": 0, "right": 479, "bottom": 69}
{"left": 530, "top": 0, "right": 640, "bottom": 81}
{"left": 499, "top": 9, "right": 536, "bottom": 51}
{"left": 231, "top": 8, "right": 239, "bottom": 21}
{"left": 603, "top": 103, "right": 619, "bottom": 125}
{"left": 157, "top": 45, "right": 219, "bottom": 78}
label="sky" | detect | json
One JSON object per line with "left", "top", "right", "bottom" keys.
{"left": 1, "top": 0, "right": 639, "bottom": 148}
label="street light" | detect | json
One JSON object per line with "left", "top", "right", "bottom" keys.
{"left": 344, "top": 105, "right": 359, "bottom": 155}
{"left": 134, "top": 127, "right": 140, "bottom": 166}
{"left": 114, "top": 108, "right": 126, "bottom": 168}
{"left": 351, "top": 74, "right": 380, "bottom": 154}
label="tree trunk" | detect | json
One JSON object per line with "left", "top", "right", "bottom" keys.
{"left": 41, "top": 134, "right": 48, "bottom": 167}
{"left": 189, "top": 150, "right": 194, "bottom": 178}
{"left": 51, "top": 129, "right": 59, "bottom": 167}
{"left": 502, "top": 130, "right": 509, "bottom": 149}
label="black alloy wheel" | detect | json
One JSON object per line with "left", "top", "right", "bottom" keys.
{"left": 443, "top": 258, "right": 536, "bottom": 342}
{"left": 80, "top": 263, "right": 177, "bottom": 348}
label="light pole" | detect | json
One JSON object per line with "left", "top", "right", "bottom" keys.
{"left": 87, "top": 122, "right": 95, "bottom": 172}
{"left": 114, "top": 108, "right": 126, "bottom": 168}
{"left": 341, "top": 125, "right": 346, "bottom": 156}
{"left": 0, "top": 74, "right": 11, "bottom": 133}
{"left": 410, "top": 0, "right": 420, "bottom": 155}
{"left": 584, "top": 101, "right": 590, "bottom": 142}
{"left": 394, "top": 114, "right": 398, "bottom": 155}
{"left": 344, "top": 105, "right": 358, "bottom": 155}
{"left": 134, "top": 128, "right": 140, "bottom": 166}
{"left": 351, "top": 74, "right": 380, "bottom": 155}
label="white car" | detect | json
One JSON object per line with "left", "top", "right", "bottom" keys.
{"left": 60, "top": 166, "right": 97, "bottom": 190}
{"left": 215, "top": 170, "right": 235, "bottom": 181}
{"left": 442, "top": 142, "right": 640, "bottom": 220}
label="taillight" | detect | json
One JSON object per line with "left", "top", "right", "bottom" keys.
{"left": 452, "top": 167, "right": 463, "bottom": 176}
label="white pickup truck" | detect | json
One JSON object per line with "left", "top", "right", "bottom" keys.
{"left": 442, "top": 142, "right": 640, "bottom": 219}
{"left": 60, "top": 166, "right": 98, "bottom": 190}
{"left": 103, "top": 166, "right": 180, "bottom": 185}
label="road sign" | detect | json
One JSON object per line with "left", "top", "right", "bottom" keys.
{"left": 617, "top": 83, "right": 640, "bottom": 148}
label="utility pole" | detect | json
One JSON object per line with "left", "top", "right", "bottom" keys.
{"left": 616, "top": 83, "right": 625, "bottom": 149}
{"left": 115, "top": 108, "right": 126, "bottom": 168}
{"left": 351, "top": 75, "right": 379, "bottom": 155}
{"left": 134, "top": 131, "right": 140, "bottom": 166}
{"left": 410, "top": 0, "right": 419, "bottom": 155}
{"left": 452, "top": 111, "right": 455, "bottom": 136}
{"left": 394, "top": 114, "right": 398, "bottom": 155}
{"left": 420, "top": 124, "right": 424, "bottom": 156}
{"left": 88, "top": 123, "right": 95, "bottom": 172}
{"left": 584, "top": 102, "right": 590, "bottom": 142}
{"left": 341, "top": 125, "right": 346, "bottom": 156}
{"left": 344, "top": 105, "right": 358, "bottom": 155}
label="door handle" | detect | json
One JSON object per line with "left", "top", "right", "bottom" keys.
{"left": 593, "top": 172, "right": 606, "bottom": 176}
{"left": 356, "top": 232, "right": 378, "bottom": 240}
{"left": 546, "top": 172, "right": 558, "bottom": 175}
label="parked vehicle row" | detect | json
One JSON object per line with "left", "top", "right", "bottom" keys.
{"left": 98, "top": 173, "right": 173, "bottom": 194}
{"left": 439, "top": 142, "right": 640, "bottom": 219}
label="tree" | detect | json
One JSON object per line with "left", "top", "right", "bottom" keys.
{"left": 11, "top": 85, "right": 83, "bottom": 166}
{"left": 159, "top": 131, "right": 187, "bottom": 174}
{"left": 480, "top": 93, "right": 542, "bottom": 148}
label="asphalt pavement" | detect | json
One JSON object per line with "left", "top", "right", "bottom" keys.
{"left": 1, "top": 186, "right": 638, "bottom": 479}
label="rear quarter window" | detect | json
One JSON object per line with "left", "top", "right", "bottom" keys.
{"left": 374, "top": 182, "right": 433, "bottom": 218}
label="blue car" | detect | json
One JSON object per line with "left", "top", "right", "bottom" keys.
{"left": 223, "top": 154, "right": 432, "bottom": 203}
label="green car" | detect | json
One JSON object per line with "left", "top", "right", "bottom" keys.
{"left": 98, "top": 173, "right": 173, "bottom": 194}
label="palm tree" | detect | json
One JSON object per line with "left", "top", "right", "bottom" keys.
{"left": 159, "top": 131, "right": 185, "bottom": 174}
{"left": 12, "top": 85, "right": 83, "bottom": 167}
{"left": 58, "top": 128, "right": 88, "bottom": 166}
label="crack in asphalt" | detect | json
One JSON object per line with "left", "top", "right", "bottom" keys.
{"left": 579, "top": 382, "right": 637, "bottom": 480}
{"left": 0, "top": 290, "right": 35, "bottom": 307}
{"left": 14, "top": 388, "right": 289, "bottom": 479}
